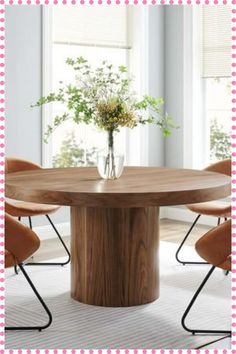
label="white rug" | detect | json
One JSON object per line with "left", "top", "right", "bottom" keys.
{"left": 5, "top": 242, "right": 231, "bottom": 349}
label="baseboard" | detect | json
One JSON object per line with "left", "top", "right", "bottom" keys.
{"left": 161, "top": 206, "right": 221, "bottom": 227}
{"left": 33, "top": 222, "right": 70, "bottom": 240}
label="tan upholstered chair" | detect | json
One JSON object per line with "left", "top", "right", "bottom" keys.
{"left": 5, "top": 157, "right": 70, "bottom": 267}
{"left": 181, "top": 219, "right": 231, "bottom": 335}
{"left": 5, "top": 213, "right": 52, "bottom": 331}
{"left": 176, "top": 159, "right": 231, "bottom": 265}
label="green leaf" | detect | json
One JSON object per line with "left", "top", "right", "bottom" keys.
{"left": 118, "top": 65, "right": 127, "bottom": 73}
{"left": 32, "top": 56, "right": 179, "bottom": 140}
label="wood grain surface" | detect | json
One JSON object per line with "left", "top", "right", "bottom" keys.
{"left": 71, "top": 206, "right": 160, "bottom": 306}
{"left": 5, "top": 166, "right": 231, "bottom": 306}
{"left": 5, "top": 166, "right": 231, "bottom": 208}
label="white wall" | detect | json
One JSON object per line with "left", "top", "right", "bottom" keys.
{"left": 5, "top": 5, "right": 42, "bottom": 163}
{"left": 5, "top": 5, "right": 70, "bottom": 227}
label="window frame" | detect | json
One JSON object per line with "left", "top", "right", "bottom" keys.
{"left": 183, "top": 6, "right": 206, "bottom": 170}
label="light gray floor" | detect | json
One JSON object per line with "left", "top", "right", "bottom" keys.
{"left": 6, "top": 241, "right": 231, "bottom": 349}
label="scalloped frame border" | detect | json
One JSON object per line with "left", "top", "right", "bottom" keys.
{"left": 1, "top": 1, "right": 234, "bottom": 351}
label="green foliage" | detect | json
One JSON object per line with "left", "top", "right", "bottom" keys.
{"left": 52, "top": 131, "right": 97, "bottom": 168}
{"left": 210, "top": 119, "right": 231, "bottom": 161}
{"left": 33, "top": 57, "right": 178, "bottom": 142}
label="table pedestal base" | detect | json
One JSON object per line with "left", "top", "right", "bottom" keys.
{"left": 71, "top": 206, "right": 159, "bottom": 307}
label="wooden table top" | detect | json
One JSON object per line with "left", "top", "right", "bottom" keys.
{"left": 5, "top": 166, "right": 231, "bottom": 207}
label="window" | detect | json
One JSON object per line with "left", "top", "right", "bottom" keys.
{"left": 183, "top": 5, "right": 231, "bottom": 169}
{"left": 204, "top": 77, "right": 231, "bottom": 163}
{"left": 202, "top": 5, "right": 231, "bottom": 164}
{"left": 44, "top": 6, "right": 132, "bottom": 167}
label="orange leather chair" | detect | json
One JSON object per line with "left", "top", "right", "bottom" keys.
{"left": 181, "top": 219, "right": 231, "bottom": 336}
{"left": 176, "top": 159, "right": 231, "bottom": 265}
{"left": 5, "top": 213, "right": 52, "bottom": 331}
{"left": 5, "top": 157, "right": 70, "bottom": 267}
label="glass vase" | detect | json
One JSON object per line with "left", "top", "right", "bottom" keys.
{"left": 97, "top": 130, "right": 124, "bottom": 180}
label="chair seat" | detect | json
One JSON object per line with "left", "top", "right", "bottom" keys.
{"left": 5, "top": 201, "right": 60, "bottom": 217}
{"left": 187, "top": 201, "right": 231, "bottom": 217}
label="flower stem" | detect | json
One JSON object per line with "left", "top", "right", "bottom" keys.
{"left": 107, "top": 130, "right": 116, "bottom": 179}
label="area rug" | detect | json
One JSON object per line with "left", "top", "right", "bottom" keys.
{"left": 5, "top": 241, "right": 231, "bottom": 349}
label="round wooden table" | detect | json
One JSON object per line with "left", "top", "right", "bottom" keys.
{"left": 6, "top": 166, "right": 231, "bottom": 307}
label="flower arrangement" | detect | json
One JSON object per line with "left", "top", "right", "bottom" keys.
{"left": 33, "top": 56, "right": 177, "bottom": 179}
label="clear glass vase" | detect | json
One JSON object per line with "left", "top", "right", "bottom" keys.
{"left": 97, "top": 131, "right": 124, "bottom": 180}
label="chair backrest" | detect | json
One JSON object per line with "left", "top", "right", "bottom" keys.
{"left": 5, "top": 157, "right": 43, "bottom": 214}
{"left": 204, "top": 159, "right": 231, "bottom": 177}
{"left": 5, "top": 213, "right": 40, "bottom": 268}
{"left": 5, "top": 157, "right": 42, "bottom": 174}
{"left": 195, "top": 219, "right": 231, "bottom": 271}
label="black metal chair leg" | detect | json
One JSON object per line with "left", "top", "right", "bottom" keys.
{"left": 5, "top": 263, "right": 52, "bottom": 331}
{"left": 14, "top": 264, "right": 18, "bottom": 275}
{"left": 181, "top": 265, "right": 231, "bottom": 336}
{"left": 14, "top": 221, "right": 20, "bottom": 274}
{"left": 46, "top": 214, "right": 70, "bottom": 265}
{"left": 175, "top": 214, "right": 208, "bottom": 265}
{"left": 26, "top": 214, "right": 70, "bottom": 267}
{"left": 28, "top": 216, "right": 32, "bottom": 229}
